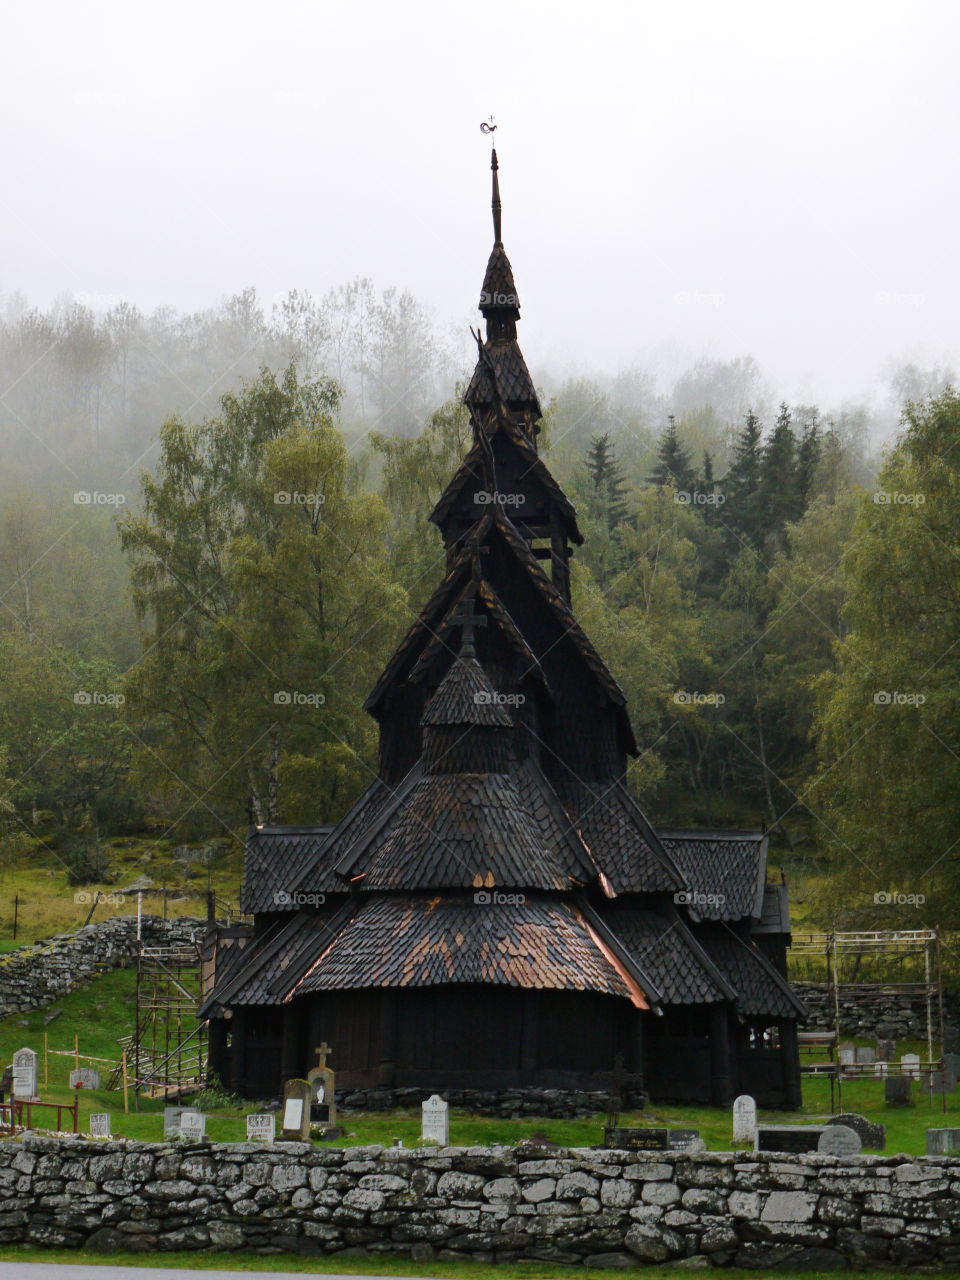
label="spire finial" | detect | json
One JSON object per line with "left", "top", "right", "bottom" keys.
{"left": 480, "top": 117, "right": 501, "bottom": 242}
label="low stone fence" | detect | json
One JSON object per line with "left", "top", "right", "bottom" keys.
{"left": 795, "top": 983, "right": 959, "bottom": 1041}
{"left": 0, "top": 917, "right": 204, "bottom": 1019}
{"left": 4, "top": 1136, "right": 960, "bottom": 1268}
{"left": 339, "top": 1086, "right": 643, "bottom": 1119}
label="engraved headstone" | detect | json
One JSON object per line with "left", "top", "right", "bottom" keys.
{"left": 876, "top": 1037, "right": 896, "bottom": 1062}
{"left": 874, "top": 1061, "right": 888, "bottom": 1078}
{"left": 732, "top": 1094, "right": 757, "bottom": 1143}
{"left": 605, "top": 1126, "right": 669, "bottom": 1150}
{"left": 923, "top": 1068, "right": 946, "bottom": 1099}
{"left": 838, "top": 1045, "right": 855, "bottom": 1068}
{"left": 944, "top": 1052, "right": 960, "bottom": 1082}
{"left": 818, "top": 1123, "right": 861, "bottom": 1156}
{"left": 926, "top": 1128, "right": 960, "bottom": 1155}
{"left": 12, "top": 1049, "right": 38, "bottom": 1101}
{"left": 944, "top": 1025, "right": 960, "bottom": 1054}
{"left": 855, "top": 1047, "right": 875, "bottom": 1066}
{"left": 667, "top": 1128, "right": 701, "bottom": 1151}
{"left": 179, "top": 1109, "right": 205, "bottom": 1141}
{"left": 163, "top": 1107, "right": 183, "bottom": 1138}
{"left": 827, "top": 1113, "right": 886, "bottom": 1150}
{"left": 885, "top": 1075, "right": 912, "bottom": 1105}
{"left": 246, "top": 1114, "right": 275, "bottom": 1145}
{"left": 69, "top": 1067, "right": 100, "bottom": 1090}
{"left": 89, "top": 1113, "right": 111, "bottom": 1138}
{"left": 901, "top": 1053, "right": 921, "bottom": 1079}
{"left": 755, "top": 1124, "right": 825, "bottom": 1153}
{"left": 280, "top": 1078, "right": 311, "bottom": 1141}
{"left": 421, "top": 1093, "right": 450, "bottom": 1145}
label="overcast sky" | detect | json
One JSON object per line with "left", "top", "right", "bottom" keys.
{"left": 3, "top": 0, "right": 958, "bottom": 407}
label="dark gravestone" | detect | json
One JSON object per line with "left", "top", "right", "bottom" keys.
{"left": 926, "top": 1129, "right": 960, "bottom": 1155}
{"left": 827, "top": 1113, "right": 886, "bottom": 1150}
{"left": 876, "top": 1038, "right": 896, "bottom": 1062}
{"left": 605, "top": 1127, "right": 669, "bottom": 1151}
{"left": 756, "top": 1125, "right": 826, "bottom": 1153}
{"left": 667, "top": 1128, "right": 701, "bottom": 1151}
{"left": 944, "top": 1025, "right": 960, "bottom": 1054}
{"left": 945, "top": 1053, "right": 960, "bottom": 1086}
{"left": 885, "top": 1076, "right": 912, "bottom": 1105}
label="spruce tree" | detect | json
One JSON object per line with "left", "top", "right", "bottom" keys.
{"left": 586, "top": 432, "right": 630, "bottom": 531}
{"left": 796, "top": 412, "right": 822, "bottom": 510}
{"left": 724, "top": 410, "right": 764, "bottom": 546}
{"left": 760, "top": 402, "right": 800, "bottom": 533}
{"left": 650, "top": 416, "right": 696, "bottom": 494}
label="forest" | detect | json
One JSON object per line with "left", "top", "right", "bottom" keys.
{"left": 0, "top": 283, "right": 957, "bottom": 932}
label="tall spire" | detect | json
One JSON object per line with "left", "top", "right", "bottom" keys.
{"left": 491, "top": 147, "right": 502, "bottom": 244}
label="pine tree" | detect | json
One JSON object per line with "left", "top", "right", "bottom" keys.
{"left": 796, "top": 411, "right": 822, "bottom": 510}
{"left": 586, "top": 432, "right": 630, "bottom": 530}
{"left": 760, "top": 402, "right": 800, "bottom": 534}
{"left": 650, "top": 416, "right": 696, "bottom": 494}
{"left": 724, "top": 411, "right": 764, "bottom": 547}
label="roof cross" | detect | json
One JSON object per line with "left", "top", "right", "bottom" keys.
{"left": 314, "top": 1043, "right": 332, "bottom": 1070}
{"left": 450, "top": 596, "right": 487, "bottom": 658}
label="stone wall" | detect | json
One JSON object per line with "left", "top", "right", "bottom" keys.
{"left": 338, "top": 1087, "right": 643, "bottom": 1120}
{"left": 796, "top": 983, "right": 959, "bottom": 1040}
{"left": 0, "top": 917, "right": 204, "bottom": 1019}
{"left": 5, "top": 1136, "right": 960, "bottom": 1268}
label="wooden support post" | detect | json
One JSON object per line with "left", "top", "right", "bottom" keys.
{"left": 43, "top": 1032, "right": 48, "bottom": 1090}
{"left": 74, "top": 1034, "right": 79, "bottom": 1071}
{"left": 122, "top": 1050, "right": 129, "bottom": 1113}
{"left": 519, "top": 994, "right": 539, "bottom": 1084}
{"left": 12, "top": 894, "right": 18, "bottom": 942}
{"left": 378, "top": 993, "right": 399, "bottom": 1088}
{"left": 780, "top": 1019, "right": 803, "bottom": 1110}
{"left": 710, "top": 1004, "right": 733, "bottom": 1107}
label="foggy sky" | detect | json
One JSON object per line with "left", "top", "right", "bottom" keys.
{"left": 3, "top": 0, "right": 958, "bottom": 407}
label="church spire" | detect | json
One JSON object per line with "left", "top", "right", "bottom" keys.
{"left": 491, "top": 146, "right": 502, "bottom": 243}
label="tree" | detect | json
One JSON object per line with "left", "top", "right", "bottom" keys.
{"left": 723, "top": 411, "right": 764, "bottom": 547}
{"left": 586, "top": 432, "right": 630, "bottom": 528}
{"left": 649, "top": 417, "right": 696, "bottom": 494}
{"left": 760, "top": 402, "right": 800, "bottom": 537}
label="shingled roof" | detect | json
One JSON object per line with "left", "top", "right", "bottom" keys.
{"left": 697, "top": 928, "right": 807, "bottom": 1020}
{"left": 659, "top": 830, "right": 768, "bottom": 922}
{"left": 289, "top": 893, "right": 648, "bottom": 1006}
{"left": 241, "top": 825, "right": 334, "bottom": 913}
{"left": 568, "top": 780, "right": 686, "bottom": 896}
{"left": 420, "top": 653, "right": 512, "bottom": 727}
{"left": 480, "top": 241, "right": 520, "bottom": 314}
{"left": 599, "top": 905, "right": 734, "bottom": 1006}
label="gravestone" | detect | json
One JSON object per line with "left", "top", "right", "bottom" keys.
{"left": 885, "top": 1076, "right": 912, "bottom": 1105}
{"left": 12, "top": 1048, "right": 38, "bottom": 1101}
{"left": 0, "top": 1066, "right": 12, "bottom": 1101}
{"left": 421, "top": 1094, "right": 450, "bottom": 1145}
{"left": 667, "top": 1128, "right": 701, "bottom": 1151}
{"left": 179, "top": 1109, "right": 205, "bottom": 1141}
{"left": 901, "top": 1053, "right": 921, "bottom": 1079}
{"left": 827, "top": 1113, "right": 886, "bottom": 1150}
{"left": 163, "top": 1107, "right": 183, "bottom": 1138}
{"left": 818, "top": 1124, "right": 861, "bottom": 1156}
{"left": 246, "top": 1114, "right": 275, "bottom": 1144}
{"left": 855, "top": 1047, "right": 875, "bottom": 1066}
{"left": 944, "top": 1025, "right": 960, "bottom": 1054}
{"left": 945, "top": 1052, "right": 960, "bottom": 1083}
{"left": 605, "top": 1126, "right": 669, "bottom": 1151}
{"left": 89, "top": 1113, "right": 111, "bottom": 1138}
{"left": 306, "top": 1043, "right": 336, "bottom": 1130}
{"left": 838, "top": 1044, "right": 856, "bottom": 1074}
{"left": 876, "top": 1037, "right": 896, "bottom": 1062}
{"left": 874, "top": 1061, "right": 888, "bottom": 1078}
{"left": 926, "top": 1128, "right": 960, "bottom": 1155}
{"left": 732, "top": 1094, "right": 757, "bottom": 1143}
{"left": 280, "top": 1078, "right": 311, "bottom": 1141}
{"left": 755, "top": 1125, "right": 826, "bottom": 1153}
{"left": 69, "top": 1067, "right": 100, "bottom": 1090}
{"left": 923, "top": 1069, "right": 946, "bottom": 1099}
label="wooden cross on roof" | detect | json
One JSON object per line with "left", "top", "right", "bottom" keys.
{"left": 314, "top": 1043, "right": 332, "bottom": 1070}
{"left": 450, "top": 594, "right": 487, "bottom": 657}
{"left": 592, "top": 1053, "right": 644, "bottom": 1127}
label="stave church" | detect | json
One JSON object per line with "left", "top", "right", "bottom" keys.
{"left": 199, "top": 143, "right": 805, "bottom": 1109}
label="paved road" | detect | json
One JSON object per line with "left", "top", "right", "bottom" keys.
{"left": 0, "top": 1268, "right": 439, "bottom": 1280}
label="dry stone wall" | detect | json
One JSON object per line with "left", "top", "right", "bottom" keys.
{"left": 0, "top": 917, "right": 204, "bottom": 1018}
{"left": 796, "top": 983, "right": 959, "bottom": 1040}
{"left": 5, "top": 1136, "right": 960, "bottom": 1268}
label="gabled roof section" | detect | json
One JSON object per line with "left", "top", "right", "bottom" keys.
{"left": 598, "top": 904, "right": 735, "bottom": 1007}
{"left": 420, "top": 654, "right": 512, "bottom": 727}
{"left": 289, "top": 892, "right": 647, "bottom": 1006}
{"left": 753, "top": 882, "right": 792, "bottom": 935}
{"left": 569, "top": 780, "right": 686, "bottom": 895}
{"left": 465, "top": 341, "right": 541, "bottom": 418}
{"left": 241, "top": 825, "right": 334, "bottom": 913}
{"left": 696, "top": 927, "right": 807, "bottom": 1020}
{"left": 658, "top": 830, "right": 768, "bottom": 922}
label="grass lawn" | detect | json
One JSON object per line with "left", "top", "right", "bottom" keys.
{"left": 0, "top": 1246, "right": 929, "bottom": 1279}
{"left": 0, "top": 967, "right": 954, "bottom": 1154}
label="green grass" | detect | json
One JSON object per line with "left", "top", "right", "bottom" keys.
{"left": 0, "top": 1246, "right": 927, "bottom": 1278}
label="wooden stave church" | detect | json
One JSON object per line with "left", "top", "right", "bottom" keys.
{"left": 200, "top": 146, "right": 806, "bottom": 1109}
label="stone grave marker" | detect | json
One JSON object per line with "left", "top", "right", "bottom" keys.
{"left": 12, "top": 1048, "right": 38, "bottom": 1101}
{"left": 838, "top": 1044, "right": 856, "bottom": 1075}
{"left": 755, "top": 1124, "right": 826, "bottom": 1153}
{"left": 280, "top": 1078, "right": 311, "bottom": 1141}
{"left": 179, "top": 1109, "right": 205, "bottom": 1141}
{"left": 885, "top": 1076, "right": 912, "bottom": 1105}
{"left": 926, "top": 1128, "right": 960, "bottom": 1155}
{"left": 306, "top": 1043, "right": 336, "bottom": 1131}
{"left": 923, "top": 1068, "right": 947, "bottom": 1099}
{"left": 421, "top": 1094, "right": 450, "bottom": 1145}
{"left": 944, "top": 1052, "right": 960, "bottom": 1084}
{"left": 818, "top": 1124, "right": 861, "bottom": 1156}
{"left": 605, "top": 1126, "right": 669, "bottom": 1150}
{"left": 874, "top": 1061, "right": 888, "bottom": 1078}
{"left": 826, "top": 1113, "right": 886, "bottom": 1150}
{"left": 901, "top": 1052, "right": 921, "bottom": 1079}
{"left": 732, "top": 1094, "right": 757, "bottom": 1143}
{"left": 246, "top": 1113, "right": 275, "bottom": 1145}
{"left": 89, "top": 1113, "right": 111, "bottom": 1138}
{"left": 876, "top": 1037, "right": 896, "bottom": 1062}
{"left": 944, "top": 1025, "right": 960, "bottom": 1054}
{"left": 69, "top": 1067, "right": 100, "bottom": 1090}
{"left": 163, "top": 1106, "right": 183, "bottom": 1138}
{"left": 667, "top": 1128, "right": 701, "bottom": 1151}
{"left": 855, "top": 1047, "right": 875, "bottom": 1066}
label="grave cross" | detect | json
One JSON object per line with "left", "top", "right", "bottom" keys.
{"left": 314, "top": 1043, "right": 332, "bottom": 1070}
{"left": 592, "top": 1053, "right": 644, "bottom": 1127}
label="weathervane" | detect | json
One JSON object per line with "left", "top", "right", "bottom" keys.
{"left": 480, "top": 116, "right": 497, "bottom": 135}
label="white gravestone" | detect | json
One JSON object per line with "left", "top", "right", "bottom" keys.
{"left": 421, "top": 1094, "right": 450, "bottom": 1145}
{"left": 874, "top": 1061, "right": 888, "bottom": 1078}
{"left": 732, "top": 1094, "right": 757, "bottom": 1143}
{"left": 70, "top": 1067, "right": 100, "bottom": 1090}
{"left": 163, "top": 1106, "right": 183, "bottom": 1138}
{"left": 901, "top": 1053, "right": 921, "bottom": 1080}
{"left": 89, "top": 1113, "right": 111, "bottom": 1138}
{"left": 818, "top": 1123, "right": 862, "bottom": 1156}
{"left": 179, "top": 1109, "right": 205, "bottom": 1141}
{"left": 12, "top": 1048, "right": 38, "bottom": 1101}
{"left": 246, "top": 1114, "right": 275, "bottom": 1145}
